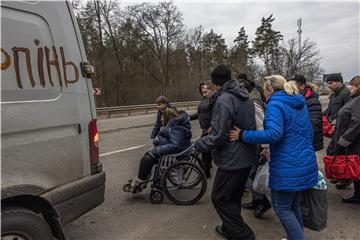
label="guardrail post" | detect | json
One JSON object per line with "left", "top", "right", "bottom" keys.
{"left": 128, "top": 109, "right": 131, "bottom": 116}
{"left": 146, "top": 107, "right": 149, "bottom": 114}
{"left": 108, "top": 111, "right": 111, "bottom": 118}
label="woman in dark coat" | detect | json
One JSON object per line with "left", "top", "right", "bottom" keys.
{"left": 150, "top": 96, "right": 177, "bottom": 139}
{"left": 124, "top": 108, "right": 192, "bottom": 193}
{"left": 331, "top": 76, "right": 360, "bottom": 204}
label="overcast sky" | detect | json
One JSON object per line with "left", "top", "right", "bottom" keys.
{"left": 124, "top": 1, "right": 359, "bottom": 82}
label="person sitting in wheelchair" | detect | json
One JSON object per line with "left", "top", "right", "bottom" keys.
{"left": 123, "top": 108, "right": 192, "bottom": 193}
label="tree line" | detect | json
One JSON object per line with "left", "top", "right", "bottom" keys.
{"left": 73, "top": 1, "right": 323, "bottom": 107}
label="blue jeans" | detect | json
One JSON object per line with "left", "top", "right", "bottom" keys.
{"left": 271, "top": 190, "right": 305, "bottom": 240}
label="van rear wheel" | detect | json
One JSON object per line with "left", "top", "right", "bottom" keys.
{"left": 1, "top": 207, "right": 53, "bottom": 240}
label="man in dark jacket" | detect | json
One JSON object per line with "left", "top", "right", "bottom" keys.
{"left": 323, "top": 74, "right": 351, "bottom": 188}
{"left": 189, "top": 81, "right": 218, "bottom": 178}
{"left": 151, "top": 96, "right": 177, "bottom": 139}
{"left": 195, "top": 65, "right": 257, "bottom": 240}
{"left": 323, "top": 73, "right": 351, "bottom": 123}
{"left": 290, "top": 75, "right": 323, "bottom": 151}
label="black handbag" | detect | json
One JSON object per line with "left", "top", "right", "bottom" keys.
{"left": 301, "top": 188, "right": 328, "bottom": 231}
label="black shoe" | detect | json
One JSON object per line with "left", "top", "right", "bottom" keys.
{"left": 330, "top": 179, "right": 339, "bottom": 184}
{"left": 342, "top": 196, "right": 360, "bottom": 204}
{"left": 254, "top": 198, "right": 271, "bottom": 218}
{"left": 215, "top": 226, "right": 229, "bottom": 239}
{"left": 205, "top": 171, "right": 211, "bottom": 179}
{"left": 336, "top": 180, "right": 352, "bottom": 189}
{"left": 242, "top": 200, "right": 258, "bottom": 210}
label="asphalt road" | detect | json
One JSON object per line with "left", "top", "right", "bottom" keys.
{"left": 63, "top": 97, "right": 360, "bottom": 240}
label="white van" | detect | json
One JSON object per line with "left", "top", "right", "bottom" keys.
{"left": 1, "top": 1, "right": 105, "bottom": 239}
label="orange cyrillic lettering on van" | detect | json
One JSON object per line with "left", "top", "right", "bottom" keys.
{"left": 1, "top": 48, "right": 11, "bottom": 70}
{"left": 45, "top": 46, "right": 61, "bottom": 88}
{"left": 12, "top": 47, "right": 36, "bottom": 89}
{"left": 60, "top": 47, "right": 79, "bottom": 87}
{"left": 35, "top": 39, "right": 46, "bottom": 88}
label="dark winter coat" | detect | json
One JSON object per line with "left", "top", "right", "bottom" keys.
{"left": 189, "top": 92, "right": 218, "bottom": 133}
{"left": 327, "top": 92, "right": 360, "bottom": 156}
{"left": 303, "top": 87, "right": 323, "bottom": 151}
{"left": 150, "top": 103, "right": 177, "bottom": 139}
{"left": 194, "top": 80, "right": 257, "bottom": 170}
{"left": 323, "top": 84, "right": 351, "bottom": 122}
{"left": 242, "top": 90, "right": 318, "bottom": 191}
{"left": 149, "top": 111, "right": 192, "bottom": 159}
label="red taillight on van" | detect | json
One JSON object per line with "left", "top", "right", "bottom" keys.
{"left": 89, "top": 119, "right": 102, "bottom": 174}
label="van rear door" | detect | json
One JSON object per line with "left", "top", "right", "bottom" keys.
{"left": 1, "top": 1, "right": 97, "bottom": 190}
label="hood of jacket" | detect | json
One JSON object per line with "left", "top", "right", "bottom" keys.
{"left": 167, "top": 111, "right": 192, "bottom": 137}
{"left": 270, "top": 90, "right": 306, "bottom": 110}
{"left": 220, "top": 80, "right": 249, "bottom": 101}
{"left": 303, "top": 87, "right": 319, "bottom": 100}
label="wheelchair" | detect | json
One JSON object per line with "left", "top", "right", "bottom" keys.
{"left": 148, "top": 142, "right": 207, "bottom": 205}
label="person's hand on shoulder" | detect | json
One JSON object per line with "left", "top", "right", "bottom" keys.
{"left": 229, "top": 126, "right": 242, "bottom": 141}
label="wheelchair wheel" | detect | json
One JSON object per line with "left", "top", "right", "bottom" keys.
{"left": 149, "top": 190, "right": 164, "bottom": 204}
{"left": 162, "top": 161, "right": 207, "bottom": 205}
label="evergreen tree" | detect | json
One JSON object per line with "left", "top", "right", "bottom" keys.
{"left": 229, "top": 27, "right": 250, "bottom": 76}
{"left": 252, "top": 14, "right": 283, "bottom": 75}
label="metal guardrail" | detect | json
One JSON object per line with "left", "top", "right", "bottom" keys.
{"left": 97, "top": 101, "right": 200, "bottom": 118}
{"left": 97, "top": 95, "right": 330, "bottom": 118}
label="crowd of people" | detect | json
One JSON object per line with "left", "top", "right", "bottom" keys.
{"left": 122, "top": 64, "right": 360, "bottom": 240}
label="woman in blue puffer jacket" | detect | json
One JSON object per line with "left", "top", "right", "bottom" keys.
{"left": 123, "top": 108, "right": 192, "bottom": 193}
{"left": 230, "top": 75, "right": 318, "bottom": 240}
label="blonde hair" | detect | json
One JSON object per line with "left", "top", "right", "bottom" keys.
{"left": 263, "top": 75, "right": 299, "bottom": 96}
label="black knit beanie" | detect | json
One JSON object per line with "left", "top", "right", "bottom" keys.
{"left": 237, "top": 73, "right": 248, "bottom": 81}
{"left": 211, "top": 65, "right": 231, "bottom": 86}
{"left": 237, "top": 73, "right": 255, "bottom": 92}
{"left": 290, "top": 74, "right": 306, "bottom": 85}
{"left": 326, "top": 73, "right": 343, "bottom": 83}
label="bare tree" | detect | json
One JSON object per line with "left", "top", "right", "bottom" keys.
{"left": 185, "top": 25, "right": 205, "bottom": 81}
{"left": 280, "top": 38, "right": 323, "bottom": 81}
{"left": 127, "top": 2, "right": 185, "bottom": 87}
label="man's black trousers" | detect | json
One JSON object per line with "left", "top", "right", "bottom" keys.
{"left": 212, "top": 167, "right": 255, "bottom": 240}
{"left": 201, "top": 151, "right": 212, "bottom": 174}
{"left": 137, "top": 153, "right": 157, "bottom": 180}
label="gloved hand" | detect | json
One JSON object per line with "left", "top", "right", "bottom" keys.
{"left": 153, "top": 136, "right": 160, "bottom": 146}
{"left": 338, "top": 137, "right": 351, "bottom": 147}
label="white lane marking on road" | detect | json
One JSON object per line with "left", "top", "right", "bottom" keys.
{"left": 100, "top": 145, "right": 147, "bottom": 157}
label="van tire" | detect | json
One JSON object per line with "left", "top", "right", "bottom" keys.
{"left": 1, "top": 207, "right": 53, "bottom": 240}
